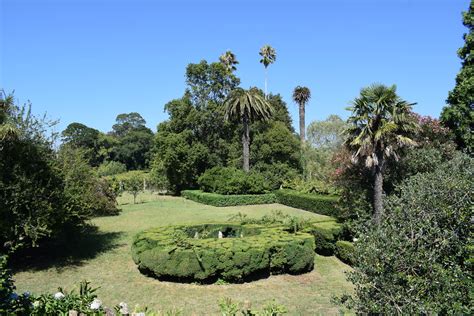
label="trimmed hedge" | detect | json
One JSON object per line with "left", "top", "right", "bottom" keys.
{"left": 274, "top": 189, "right": 339, "bottom": 216}
{"left": 181, "top": 190, "right": 277, "bottom": 207}
{"left": 335, "top": 240, "right": 355, "bottom": 265}
{"left": 131, "top": 223, "right": 315, "bottom": 282}
{"left": 304, "top": 221, "right": 343, "bottom": 255}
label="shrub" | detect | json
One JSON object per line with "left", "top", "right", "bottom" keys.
{"left": 198, "top": 166, "right": 269, "bottom": 195}
{"left": 340, "top": 154, "right": 473, "bottom": 314}
{"left": 132, "top": 223, "right": 315, "bottom": 282}
{"left": 182, "top": 190, "right": 277, "bottom": 207}
{"left": 304, "top": 221, "right": 343, "bottom": 255}
{"left": 335, "top": 241, "right": 355, "bottom": 265}
{"left": 274, "top": 189, "right": 339, "bottom": 216}
{"left": 96, "top": 160, "right": 127, "bottom": 177}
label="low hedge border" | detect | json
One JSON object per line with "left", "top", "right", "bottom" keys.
{"left": 274, "top": 189, "right": 339, "bottom": 217}
{"left": 181, "top": 190, "right": 277, "bottom": 207}
{"left": 131, "top": 223, "right": 315, "bottom": 282}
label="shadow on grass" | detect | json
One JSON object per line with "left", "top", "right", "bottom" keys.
{"left": 11, "top": 225, "right": 125, "bottom": 273}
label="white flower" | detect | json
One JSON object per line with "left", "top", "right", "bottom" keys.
{"left": 90, "top": 298, "right": 102, "bottom": 310}
{"left": 54, "top": 292, "right": 65, "bottom": 300}
{"left": 353, "top": 237, "right": 359, "bottom": 242}
{"left": 32, "top": 300, "right": 41, "bottom": 308}
{"left": 119, "top": 302, "right": 129, "bottom": 314}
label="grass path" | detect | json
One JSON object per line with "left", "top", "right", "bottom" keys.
{"left": 13, "top": 193, "right": 353, "bottom": 315}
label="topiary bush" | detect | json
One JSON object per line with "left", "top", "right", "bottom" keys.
{"left": 274, "top": 189, "right": 339, "bottom": 216}
{"left": 304, "top": 221, "right": 343, "bottom": 255}
{"left": 335, "top": 240, "right": 355, "bottom": 265}
{"left": 198, "top": 166, "right": 270, "bottom": 195}
{"left": 181, "top": 190, "right": 277, "bottom": 207}
{"left": 131, "top": 223, "right": 315, "bottom": 282}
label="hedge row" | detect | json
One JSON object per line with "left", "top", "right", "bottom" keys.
{"left": 181, "top": 190, "right": 277, "bottom": 207}
{"left": 335, "top": 240, "right": 355, "bottom": 265}
{"left": 132, "top": 223, "right": 315, "bottom": 282}
{"left": 274, "top": 189, "right": 339, "bottom": 216}
{"left": 304, "top": 221, "right": 343, "bottom": 255}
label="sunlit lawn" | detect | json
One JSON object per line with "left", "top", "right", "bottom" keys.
{"left": 13, "top": 192, "right": 353, "bottom": 315}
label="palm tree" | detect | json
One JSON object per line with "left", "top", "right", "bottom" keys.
{"left": 292, "top": 86, "right": 311, "bottom": 144}
{"left": 259, "top": 45, "right": 276, "bottom": 99}
{"left": 0, "top": 90, "right": 18, "bottom": 141}
{"left": 223, "top": 88, "right": 274, "bottom": 172}
{"left": 345, "top": 84, "right": 417, "bottom": 224}
{"left": 219, "top": 50, "right": 239, "bottom": 73}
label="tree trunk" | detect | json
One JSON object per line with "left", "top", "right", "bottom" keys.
{"left": 264, "top": 67, "right": 268, "bottom": 99}
{"left": 242, "top": 114, "right": 250, "bottom": 172}
{"left": 299, "top": 103, "right": 305, "bottom": 144}
{"left": 373, "top": 163, "right": 384, "bottom": 225}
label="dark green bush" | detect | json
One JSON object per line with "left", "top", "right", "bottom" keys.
{"left": 198, "top": 166, "right": 269, "bottom": 195}
{"left": 131, "top": 223, "right": 315, "bottom": 282}
{"left": 182, "top": 190, "right": 277, "bottom": 207}
{"left": 341, "top": 154, "right": 473, "bottom": 314}
{"left": 335, "top": 241, "right": 355, "bottom": 265}
{"left": 274, "top": 189, "right": 339, "bottom": 216}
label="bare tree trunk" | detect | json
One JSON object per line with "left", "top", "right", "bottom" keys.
{"left": 242, "top": 114, "right": 250, "bottom": 172}
{"left": 264, "top": 67, "right": 268, "bottom": 99}
{"left": 299, "top": 103, "right": 305, "bottom": 144}
{"left": 373, "top": 163, "right": 384, "bottom": 225}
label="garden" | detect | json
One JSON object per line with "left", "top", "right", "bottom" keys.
{"left": 1, "top": 1, "right": 473, "bottom": 315}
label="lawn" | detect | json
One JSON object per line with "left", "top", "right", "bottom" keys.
{"left": 13, "top": 192, "right": 353, "bottom": 315}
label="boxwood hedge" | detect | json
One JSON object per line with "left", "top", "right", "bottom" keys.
{"left": 304, "top": 221, "right": 343, "bottom": 255}
{"left": 131, "top": 223, "right": 315, "bottom": 282}
{"left": 274, "top": 189, "right": 339, "bottom": 216}
{"left": 181, "top": 190, "right": 277, "bottom": 207}
{"left": 335, "top": 240, "right": 355, "bottom": 265}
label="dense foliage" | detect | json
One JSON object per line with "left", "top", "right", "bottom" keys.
{"left": 181, "top": 190, "right": 277, "bottom": 207}
{"left": 152, "top": 58, "right": 300, "bottom": 193}
{"left": 132, "top": 223, "right": 315, "bottom": 282}
{"left": 341, "top": 154, "right": 473, "bottom": 314}
{"left": 1, "top": 95, "right": 86, "bottom": 251}
{"left": 441, "top": 1, "right": 474, "bottom": 153}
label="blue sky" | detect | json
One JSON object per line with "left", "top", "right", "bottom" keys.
{"left": 0, "top": 0, "right": 469, "bottom": 134}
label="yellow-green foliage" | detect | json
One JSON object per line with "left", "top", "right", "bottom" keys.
{"left": 181, "top": 190, "right": 277, "bottom": 207}
{"left": 132, "top": 223, "right": 315, "bottom": 282}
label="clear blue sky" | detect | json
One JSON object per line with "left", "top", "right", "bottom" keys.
{"left": 0, "top": 0, "right": 469, "bottom": 134}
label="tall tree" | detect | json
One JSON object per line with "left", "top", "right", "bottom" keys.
{"left": 292, "top": 86, "right": 311, "bottom": 144}
{"left": 440, "top": 1, "right": 474, "bottom": 154}
{"left": 223, "top": 88, "right": 273, "bottom": 172}
{"left": 112, "top": 112, "right": 147, "bottom": 137}
{"left": 219, "top": 50, "right": 239, "bottom": 73}
{"left": 345, "top": 84, "right": 417, "bottom": 224}
{"left": 259, "top": 45, "right": 276, "bottom": 99}
{"left": 0, "top": 90, "right": 18, "bottom": 141}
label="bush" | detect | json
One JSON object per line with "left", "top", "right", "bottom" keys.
{"left": 304, "top": 221, "right": 343, "bottom": 255}
{"left": 340, "top": 154, "right": 473, "bottom": 314}
{"left": 96, "top": 160, "right": 127, "bottom": 177}
{"left": 335, "top": 241, "right": 355, "bottom": 265}
{"left": 274, "top": 189, "right": 339, "bottom": 216}
{"left": 132, "top": 223, "right": 315, "bottom": 282}
{"left": 182, "top": 190, "right": 277, "bottom": 207}
{"left": 198, "top": 166, "right": 269, "bottom": 195}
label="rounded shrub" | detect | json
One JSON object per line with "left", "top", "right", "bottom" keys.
{"left": 131, "top": 223, "right": 315, "bottom": 282}
{"left": 197, "top": 167, "right": 269, "bottom": 195}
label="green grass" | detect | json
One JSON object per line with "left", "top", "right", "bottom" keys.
{"left": 13, "top": 191, "right": 353, "bottom": 315}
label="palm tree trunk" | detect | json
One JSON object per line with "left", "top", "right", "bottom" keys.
{"left": 299, "top": 103, "right": 305, "bottom": 144}
{"left": 264, "top": 67, "right": 268, "bottom": 99}
{"left": 373, "top": 163, "right": 384, "bottom": 225}
{"left": 242, "top": 114, "right": 250, "bottom": 172}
